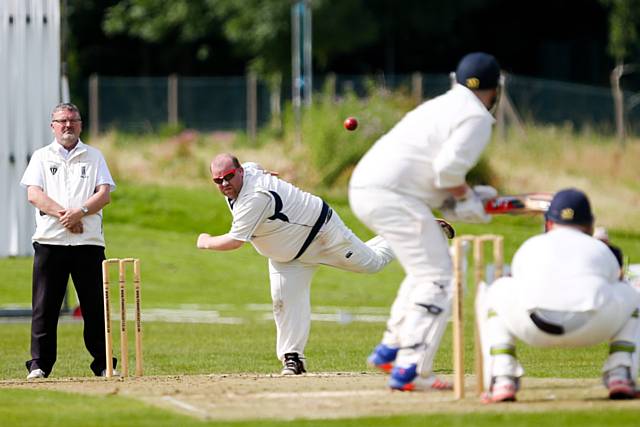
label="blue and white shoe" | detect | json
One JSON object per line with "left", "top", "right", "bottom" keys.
{"left": 388, "top": 364, "right": 418, "bottom": 390}
{"left": 367, "top": 344, "right": 398, "bottom": 373}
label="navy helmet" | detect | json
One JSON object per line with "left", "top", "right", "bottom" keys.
{"left": 455, "top": 52, "right": 500, "bottom": 90}
{"left": 545, "top": 188, "right": 594, "bottom": 225}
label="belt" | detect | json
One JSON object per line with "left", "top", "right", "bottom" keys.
{"left": 293, "top": 201, "right": 332, "bottom": 260}
{"left": 529, "top": 312, "right": 564, "bottom": 335}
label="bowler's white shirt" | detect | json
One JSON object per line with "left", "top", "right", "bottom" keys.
{"left": 20, "top": 140, "right": 115, "bottom": 247}
{"left": 227, "top": 163, "right": 323, "bottom": 262}
{"left": 511, "top": 227, "right": 622, "bottom": 312}
{"left": 349, "top": 84, "right": 495, "bottom": 208}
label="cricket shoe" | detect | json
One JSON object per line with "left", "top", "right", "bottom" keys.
{"left": 281, "top": 352, "right": 307, "bottom": 375}
{"left": 26, "top": 368, "right": 46, "bottom": 380}
{"left": 100, "top": 369, "right": 120, "bottom": 377}
{"left": 605, "top": 367, "right": 637, "bottom": 400}
{"left": 367, "top": 344, "right": 398, "bottom": 373}
{"left": 392, "top": 375, "right": 453, "bottom": 392}
{"left": 388, "top": 365, "right": 452, "bottom": 392}
{"left": 481, "top": 376, "right": 518, "bottom": 403}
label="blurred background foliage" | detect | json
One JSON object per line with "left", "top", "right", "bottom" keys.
{"left": 56, "top": 0, "right": 640, "bottom": 230}
{"left": 64, "top": 1, "right": 640, "bottom": 101}
{"left": 91, "top": 81, "right": 640, "bottom": 232}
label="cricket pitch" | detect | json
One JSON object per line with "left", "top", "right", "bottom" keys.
{"left": 1, "top": 373, "right": 636, "bottom": 421}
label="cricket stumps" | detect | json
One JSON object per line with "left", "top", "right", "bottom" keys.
{"left": 452, "top": 234, "right": 504, "bottom": 399}
{"left": 102, "top": 258, "right": 143, "bottom": 378}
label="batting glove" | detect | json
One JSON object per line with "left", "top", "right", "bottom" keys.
{"left": 453, "top": 187, "right": 491, "bottom": 224}
{"left": 472, "top": 185, "right": 498, "bottom": 201}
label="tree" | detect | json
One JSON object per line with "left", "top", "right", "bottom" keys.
{"left": 102, "top": 0, "right": 379, "bottom": 77}
{"left": 600, "top": 0, "right": 640, "bottom": 63}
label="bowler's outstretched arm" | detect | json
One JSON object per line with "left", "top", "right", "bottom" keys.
{"left": 197, "top": 233, "right": 244, "bottom": 251}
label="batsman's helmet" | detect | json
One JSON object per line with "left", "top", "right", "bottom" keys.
{"left": 455, "top": 52, "right": 500, "bottom": 90}
{"left": 545, "top": 188, "right": 594, "bottom": 226}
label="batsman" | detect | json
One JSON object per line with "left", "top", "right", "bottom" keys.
{"left": 349, "top": 52, "right": 502, "bottom": 391}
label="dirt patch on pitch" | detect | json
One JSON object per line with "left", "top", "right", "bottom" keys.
{"left": 1, "top": 373, "right": 637, "bottom": 420}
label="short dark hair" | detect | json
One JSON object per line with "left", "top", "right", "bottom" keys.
{"left": 51, "top": 103, "right": 82, "bottom": 120}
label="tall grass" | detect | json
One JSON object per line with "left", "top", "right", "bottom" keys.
{"left": 91, "top": 85, "right": 640, "bottom": 232}
{"left": 487, "top": 125, "right": 640, "bottom": 231}
{"left": 285, "top": 83, "right": 413, "bottom": 188}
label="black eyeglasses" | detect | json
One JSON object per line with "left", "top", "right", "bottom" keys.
{"left": 213, "top": 168, "right": 239, "bottom": 184}
{"left": 52, "top": 118, "right": 82, "bottom": 124}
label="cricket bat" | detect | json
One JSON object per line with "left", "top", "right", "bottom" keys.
{"left": 483, "top": 192, "right": 553, "bottom": 215}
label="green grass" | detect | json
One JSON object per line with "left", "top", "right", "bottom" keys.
{"left": 2, "top": 182, "right": 639, "bottom": 426}
{"left": 0, "top": 388, "right": 634, "bottom": 427}
{"left": 0, "top": 389, "right": 207, "bottom": 427}
{"left": 0, "top": 318, "right": 631, "bottom": 427}
{"left": 2, "top": 387, "right": 640, "bottom": 427}
{"left": 0, "top": 320, "right": 612, "bottom": 380}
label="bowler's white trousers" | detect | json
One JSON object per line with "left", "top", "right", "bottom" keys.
{"left": 349, "top": 188, "right": 452, "bottom": 376}
{"left": 268, "top": 210, "right": 394, "bottom": 362}
{"left": 477, "top": 277, "right": 640, "bottom": 389}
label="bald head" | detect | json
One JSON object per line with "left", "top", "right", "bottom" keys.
{"left": 210, "top": 153, "right": 241, "bottom": 174}
{"left": 210, "top": 153, "right": 244, "bottom": 200}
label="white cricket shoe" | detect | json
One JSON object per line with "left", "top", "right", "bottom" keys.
{"left": 26, "top": 368, "right": 45, "bottom": 380}
{"left": 100, "top": 369, "right": 120, "bottom": 377}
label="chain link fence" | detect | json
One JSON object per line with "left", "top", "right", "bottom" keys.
{"left": 507, "top": 74, "right": 621, "bottom": 133}
{"left": 87, "top": 73, "right": 640, "bottom": 137}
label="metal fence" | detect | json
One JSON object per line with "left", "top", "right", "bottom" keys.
{"left": 90, "top": 75, "right": 272, "bottom": 133}
{"left": 87, "top": 72, "right": 640, "bottom": 136}
{"left": 507, "top": 74, "right": 623, "bottom": 133}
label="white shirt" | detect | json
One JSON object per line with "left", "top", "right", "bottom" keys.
{"left": 511, "top": 227, "right": 622, "bottom": 312}
{"left": 20, "top": 140, "right": 116, "bottom": 246}
{"left": 227, "top": 163, "right": 324, "bottom": 262}
{"left": 349, "top": 84, "right": 495, "bottom": 208}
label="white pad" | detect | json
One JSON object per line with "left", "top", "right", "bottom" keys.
{"left": 395, "top": 285, "right": 451, "bottom": 373}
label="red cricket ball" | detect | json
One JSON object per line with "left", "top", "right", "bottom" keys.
{"left": 343, "top": 117, "right": 358, "bottom": 131}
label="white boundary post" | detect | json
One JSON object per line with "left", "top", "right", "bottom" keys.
{"left": 1, "top": 0, "right": 60, "bottom": 257}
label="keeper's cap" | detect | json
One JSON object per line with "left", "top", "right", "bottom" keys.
{"left": 545, "top": 188, "right": 594, "bottom": 225}
{"left": 455, "top": 52, "right": 500, "bottom": 90}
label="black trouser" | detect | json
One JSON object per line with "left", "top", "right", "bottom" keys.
{"left": 26, "top": 243, "right": 116, "bottom": 377}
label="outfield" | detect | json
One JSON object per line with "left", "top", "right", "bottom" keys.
{"left": 1, "top": 182, "right": 639, "bottom": 425}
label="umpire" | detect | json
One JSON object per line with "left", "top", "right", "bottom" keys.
{"left": 20, "top": 103, "right": 116, "bottom": 379}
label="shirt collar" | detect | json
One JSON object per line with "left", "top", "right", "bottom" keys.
{"left": 234, "top": 172, "right": 252, "bottom": 200}
{"left": 49, "top": 139, "right": 86, "bottom": 158}
{"left": 453, "top": 84, "right": 496, "bottom": 120}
